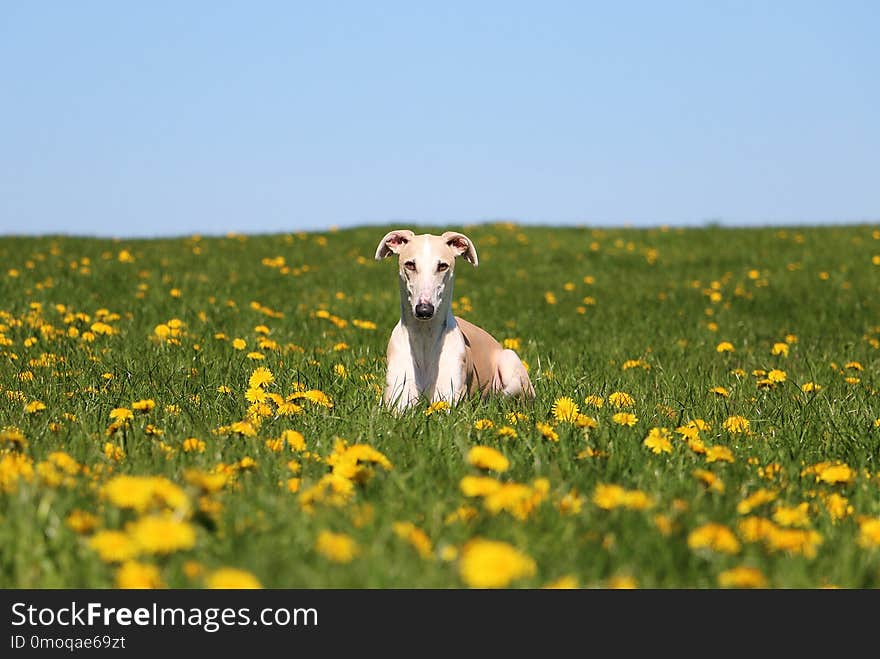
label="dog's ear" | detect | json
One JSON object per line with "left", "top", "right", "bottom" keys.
{"left": 375, "top": 229, "right": 415, "bottom": 260}
{"left": 442, "top": 231, "right": 478, "bottom": 267}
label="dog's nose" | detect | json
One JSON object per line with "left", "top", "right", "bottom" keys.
{"left": 414, "top": 303, "right": 434, "bottom": 319}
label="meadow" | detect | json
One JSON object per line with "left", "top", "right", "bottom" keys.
{"left": 1, "top": 222, "right": 879, "bottom": 588}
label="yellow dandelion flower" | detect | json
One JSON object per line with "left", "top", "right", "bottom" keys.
{"left": 772, "top": 503, "right": 811, "bottom": 528}
{"left": 25, "top": 400, "right": 46, "bottom": 414}
{"left": 101, "top": 475, "right": 189, "bottom": 514}
{"left": 709, "top": 386, "right": 729, "bottom": 397}
{"left": 583, "top": 395, "right": 605, "bottom": 408}
{"left": 737, "top": 489, "right": 778, "bottom": 515}
{"left": 715, "top": 341, "right": 735, "bottom": 353}
{"left": 232, "top": 338, "right": 246, "bottom": 350}
{"left": 643, "top": 427, "right": 673, "bottom": 454}
{"left": 687, "top": 523, "right": 740, "bottom": 555}
{"left": 88, "top": 531, "right": 140, "bottom": 563}
{"left": 205, "top": 568, "right": 262, "bottom": 589}
{"left": 245, "top": 387, "right": 268, "bottom": 403}
{"left": 857, "top": 518, "right": 880, "bottom": 549}
{"left": 692, "top": 469, "right": 725, "bottom": 493}
{"left": 424, "top": 400, "right": 451, "bottom": 416}
{"left": 591, "top": 483, "right": 628, "bottom": 510}
{"left": 771, "top": 342, "right": 789, "bottom": 357}
{"left": 654, "top": 514, "right": 674, "bottom": 535}
{"left": 801, "top": 382, "right": 822, "bottom": 393}
{"left": 535, "top": 421, "right": 559, "bottom": 441}
{"left": 483, "top": 479, "right": 549, "bottom": 520}
{"left": 815, "top": 463, "right": 854, "bottom": 485}
{"left": 459, "top": 538, "right": 536, "bottom": 588}
{"left": 592, "top": 484, "right": 653, "bottom": 511}
{"left": 722, "top": 415, "right": 750, "bottom": 434}
{"left": 392, "top": 522, "right": 433, "bottom": 560}
{"left": 822, "top": 493, "right": 852, "bottom": 522}
{"left": 326, "top": 442, "right": 392, "bottom": 473}
{"left": 315, "top": 530, "right": 359, "bottom": 563}
{"left": 182, "top": 438, "right": 206, "bottom": 453}
{"left": 764, "top": 527, "right": 823, "bottom": 557}
{"left": 608, "top": 391, "right": 634, "bottom": 408}
{"left": 612, "top": 412, "right": 638, "bottom": 427}
{"left": 279, "top": 429, "right": 306, "bottom": 451}
{"left": 103, "top": 442, "right": 125, "bottom": 461}
{"left": 131, "top": 399, "right": 156, "bottom": 412}
{"left": 116, "top": 561, "right": 165, "bottom": 589}
{"left": 238, "top": 456, "right": 257, "bottom": 470}
{"left": 228, "top": 420, "right": 258, "bottom": 436}
{"left": 301, "top": 390, "right": 333, "bottom": 407}
{"left": 495, "top": 425, "right": 518, "bottom": 439}
{"left": 109, "top": 407, "right": 133, "bottom": 422}
{"left": 66, "top": 509, "right": 99, "bottom": 534}
{"left": 248, "top": 367, "right": 274, "bottom": 389}
{"left": 445, "top": 506, "right": 479, "bottom": 525}
{"left": 277, "top": 401, "right": 304, "bottom": 416}
{"left": 705, "top": 445, "right": 735, "bottom": 463}
{"left": 718, "top": 566, "right": 767, "bottom": 589}
{"left": 126, "top": 514, "right": 197, "bottom": 555}
{"left": 607, "top": 575, "right": 638, "bottom": 589}
{"left": 0, "top": 426, "right": 28, "bottom": 449}
{"left": 473, "top": 418, "right": 495, "bottom": 430}
{"left": 551, "top": 396, "right": 580, "bottom": 422}
{"left": 502, "top": 337, "right": 521, "bottom": 350}
{"left": 574, "top": 414, "right": 598, "bottom": 429}
{"left": 767, "top": 369, "right": 787, "bottom": 383}
{"left": 467, "top": 446, "right": 510, "bottom": 473}
{"left": 183, "top": 469, "right": 229, "bottom": 493}
{"left": 460, "top": 475, "right": 503, "bottom": 498}
{"left": 544, "top": 575, "right": 579, "bottom": 589}
{"left": 557, "top": 489, "right": 583, "bottom": 515}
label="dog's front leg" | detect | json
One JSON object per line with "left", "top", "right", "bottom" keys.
{"left": 384, "top": 324, "right": 421, "bottom": 413}
{"left": 384, "top": 369, "right": 420, "bottom": 413}
{"left": 431, "top": 332, "right": 467, "bottom": 405}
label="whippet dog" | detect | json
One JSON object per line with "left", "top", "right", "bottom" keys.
{"left": 375, "top": 229, "right": 535, "bottom": 412}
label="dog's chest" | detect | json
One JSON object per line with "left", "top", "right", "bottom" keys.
{"left": 404, "top": 326, "right": 466, "bottom": 394}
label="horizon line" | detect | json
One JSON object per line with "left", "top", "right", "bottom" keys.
{"left": 1, "top": 216, "right": 878, "bottom": 241}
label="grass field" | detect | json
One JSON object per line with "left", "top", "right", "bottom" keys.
{"left": 1, "top": 222, "right": 879, "bottom": 588}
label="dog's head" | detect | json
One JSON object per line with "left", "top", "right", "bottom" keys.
{"left": 375, "top": 230, "right": 478, "bottom": 321}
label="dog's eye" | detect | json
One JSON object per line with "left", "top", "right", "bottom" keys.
{"left": 404, "top": 261, "right": 416, "bottom": 271}
{"left": 437, "top": 262, "right": 449, "bottom": 272}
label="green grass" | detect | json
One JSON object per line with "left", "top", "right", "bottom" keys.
{"left": 1, "top": 223, "right": 879, "bottom": 588}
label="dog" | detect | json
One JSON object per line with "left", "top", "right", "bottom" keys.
{"left": 374, "top": 229, "right": 535, "bottom": 412}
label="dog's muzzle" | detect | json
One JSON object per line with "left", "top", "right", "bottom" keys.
{"left": 414, "top": 303, "right": 435, "bottom": 319}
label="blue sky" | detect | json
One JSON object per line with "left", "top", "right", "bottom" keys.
{"left": 1, "top": 1, "right": 878, "bottom": 237}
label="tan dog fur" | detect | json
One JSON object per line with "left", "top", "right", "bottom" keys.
{"left": 375, "top": 229, "right": 535, "bottom": 412}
